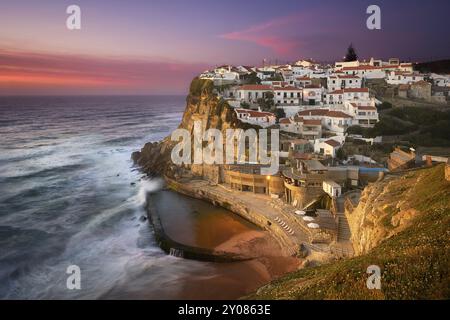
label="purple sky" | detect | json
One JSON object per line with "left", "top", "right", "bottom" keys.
{"left": 1, "top": 0, "right": 449, "bottom": 95}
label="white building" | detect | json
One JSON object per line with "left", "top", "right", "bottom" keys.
{"left": 297, "top": 109, "right": 353, "bottom": 135}
{"left": 302, "top": 85, "right": 324, "bottom": 105}
{"left": 325, "top": 88, "right": 370, "bottom": 106}
{"left": 274, "top": 87, "right": 302, "bottom": 105}
{"left": 323, "top": 180, "right": 342, "bottom": 197}
{"left": 314, "top": 138, "right": 342, "bottom": 158}
{"left": 236, "top": 85, "right": 273, "bottom": 104}
{"left": 386, "top": 71, "right": 424, "bottom": 85}
{"left": 235, "top": 109, "right": 276, "bottom": 128}
{"left": 343, "top": 101, "right": 379, "bottom": 128}
{"left": 341, "top": 66, "right": 386, "bottom": 79}
{"left": 327, "top": 75, "right": 362, "bottom": 92}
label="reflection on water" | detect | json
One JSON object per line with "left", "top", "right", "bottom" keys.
{"left": 152, "top": 190, "right": 260, "bottom": 249}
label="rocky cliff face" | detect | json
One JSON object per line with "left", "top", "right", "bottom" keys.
{"left": 346, "top": 165, "right": 449, "bottom": 255}
{"left": 132, "top": 79, "right": 255, "bottom": 177}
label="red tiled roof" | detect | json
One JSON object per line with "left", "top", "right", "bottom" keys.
{"left": 304, "top": 84, "right": 321, "bottom": 89}
{"left": 325, "top": 139, "right": 341, "bottom": 147}
{"left": 297, "top": 109, "right": 329, "bottom": 116}
{"left": 296, "top": 76, "right": 311, "bottom": 81}
{"left": 303, "top": 119, "right": 322, "bottom": 126}
{"left": 325, "top": 111, "right": 352, "bottom": 118}
{"left": 279, "top": 118, "right": 291, "bottom": 124}
{"left": 357, "top": 106, "right": 377, "bottom": 111}
{"left": 330, "top": 88, "right": 369, "bottom": 94}
{"left": 239, "top": 85, "right": 272, "bottom": 91}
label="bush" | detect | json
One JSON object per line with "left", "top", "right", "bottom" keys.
{"left": 378, "top": 102, "right": 392, "bottom": 110}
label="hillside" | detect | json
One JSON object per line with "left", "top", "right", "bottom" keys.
{"left": 415, "top": 59, "right": 450, "bottom": 74}
{"left": 246, "top": 164, "right": 450, "bottom": 299}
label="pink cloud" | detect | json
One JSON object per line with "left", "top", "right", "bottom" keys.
{"left": 0, "top": 49, "right": 208, "bottom": 95}
{"left": 220, "top": 13, "right": 305, "bottom": 56}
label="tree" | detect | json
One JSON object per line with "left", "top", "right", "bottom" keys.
{"left": 274, "top": 108, "right": 286, "bottom": 120}
{"left": 240, "top": 101, "right": 250, "bottom": 109}
{"left": 245, "top": 72, "right": 261, "bottom": 84}
{"left": 257, "top": 92, "right": 274, "bottom": 111}
{"left": 344, "top": 44, "right": 358, "bottom": 62}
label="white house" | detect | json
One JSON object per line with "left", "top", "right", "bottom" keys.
{"left": 236, "top": 84, "right": 273, "bottom": 104}
{"left": 314, "top": 139, "right": 342, "bottom": 158}
{"left": 343, "top": 101, "right": 379, "bottom": 127}
{"left": 297, "top": 109, "right": 353, "bottom": 135}
{"left": 294, "top": 76, "right": 312, "bottom": 88}
{"left": 325, "top": 88, "right": 370, "bottom": 106}
{"left": 327, "top": 75, "right": 362, "bottom": 92}
{"left": 235, "top": 109, "right": 276, "bottom": 128}
{"left": 302, "top": 85, "right": 324, "bottom": 105}
{"left": 323, "top": 180, "right": 342, "bottom": 197}
{"left": 341, "top": 66, "right": 386, "bottom": 79}
{"left": 274, "top": 87, "right": 302, "bottom": 105}
{"left": 386, "top": 71, "right": 424, "bottom": 85}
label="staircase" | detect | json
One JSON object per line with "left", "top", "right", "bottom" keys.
{"left": 337, "top": 214, "right": 352, "bottom": 242}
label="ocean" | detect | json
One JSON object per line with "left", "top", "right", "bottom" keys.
{"left": 0, "top": 96, "right": 277, "bottom": 299}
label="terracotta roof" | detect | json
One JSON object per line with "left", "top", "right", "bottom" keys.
{"left": 296, "top": 76, "right": 311, "bottom": 81}
{"left": 304, "top": 84, "right": 321, "bottom": 89}
{"left": 303, "top": 119, "right": 322, "bottom": 126}
{"left": 325, "top": 139, "right": 341, "bottom": 147}
{"left": 325, "top": 111, "right": 352, "bottom": 118}
{"left": 239, "top": 84, "right": 272, "bottom": 91}
{"left": 357, "top": 106, "right": 377, "bottom": 111}
{"left": 279, "top": 118, "right": 291, "bottom": 124}
{"left": 297, "top": 109, "right": 329, "bottom": 116}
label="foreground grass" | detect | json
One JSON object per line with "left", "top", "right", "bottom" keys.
{"left": 246, "top": 165, "right": 450, "bottom": 299}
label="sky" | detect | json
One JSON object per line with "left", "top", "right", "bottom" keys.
{"left": 1, "top": 0, "right": 449, "bottom": 95}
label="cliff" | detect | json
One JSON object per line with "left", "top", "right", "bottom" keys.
{"left": 246, "top": 164, "right": 450, "bottom": 299}
{"left": 132, "top": 78, "right": 257, "bottom": 177}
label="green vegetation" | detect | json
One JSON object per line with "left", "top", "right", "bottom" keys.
{"left": 257, "top": 92, "right": 275, "bottom": 111}
{"left": 347, "top": 107, "right": 450, "bottom": 147}
{"left": 344, "top": 43, "right": 358, "bottom": 62}
{"left": 274, "top": 108, "right": 286, "bottom": 120}
{"left": 415, "top": 59, "right": 450, "bottom": 74}
{"left": 246, "top": 165, "right": 450, "bottom": 300}
{"left": 244, "top": 72, "right": 262, "bottom": 85}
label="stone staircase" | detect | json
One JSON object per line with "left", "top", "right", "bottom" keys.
{"left": 337, "top": 214, "right": 352, "bottom": 242}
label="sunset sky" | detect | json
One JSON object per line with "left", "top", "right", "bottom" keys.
{"left": 1, "top": 0, "right": 449, "bottom": 95}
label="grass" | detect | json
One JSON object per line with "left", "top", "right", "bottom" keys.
{"left": 245, "top": 164, "right": 450, "bottom": 300}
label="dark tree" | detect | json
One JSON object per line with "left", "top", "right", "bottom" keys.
{"left": 274, "top": 108, "right": 286, "bottom": 120}
{"left": 344, "top": 44, "right": 358, "bottom": 62}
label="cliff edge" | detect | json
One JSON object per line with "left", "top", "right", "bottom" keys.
{"left": 132, "top": 78, "right": 257, "bottom": 178}
{"left": 247, "top": 164, "right": 450, "bottom": 299}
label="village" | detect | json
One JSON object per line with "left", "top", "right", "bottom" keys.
{"left": 178, "top": 54, "right": 450, "bottom": 258}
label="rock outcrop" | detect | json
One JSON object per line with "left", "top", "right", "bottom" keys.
{"left": 132, "top": 78, "right": 257, "bottom": 178}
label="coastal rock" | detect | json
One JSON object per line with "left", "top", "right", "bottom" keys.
{"left": 132, "top": 78, "right": 259, "bottom": 177}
